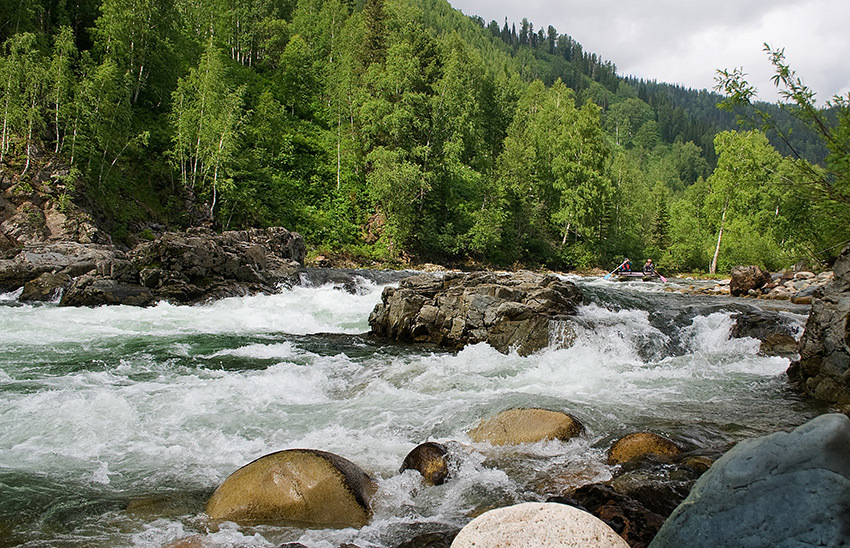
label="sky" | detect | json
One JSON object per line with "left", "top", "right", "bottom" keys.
{"left": 448, "top": 0, "right": 850, "bottom": 104}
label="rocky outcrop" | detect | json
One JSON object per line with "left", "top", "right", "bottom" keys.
{"left": 0, "top": 227, "right": 305, "bottom": 305}
{"left": 729, "top": 265, "right": 771, "bottom": 297}
{"left": 1, "top": 154, "right": 109, "bottom": 248}
{"left": 787, "top": 244, "right": 850, "bottom": 404}
{"left": 450, "top": 502, "right": 630, "bottom": 548}
{"left": 368, "top": 271, "right": 582, "bottom": 355}
{"left": 468, "top": 408, "right": 584, "bottom": 446}
{"left": 205, "top": 449, "right": 376, "bottom": 528}
{"left": 648, "top": 414, "right": 850, "bottom": 548}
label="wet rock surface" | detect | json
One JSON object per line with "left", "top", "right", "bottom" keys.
{"left": 787, "top": 245, "right": 850, "bottom": 405}
{"left": 648, "top": 414, "right": 850, "bottom": 548}
{"left": 368, "top": 271, "right": 583, "bottom": 355}
{"left": 0, "top": 227, "right": 306, "bottom": 305}
{"left": 206, "top": 449, "right": 376, "bottom": 528}
{"left": 730, "top": 309, "right": 801, "bottom": 356}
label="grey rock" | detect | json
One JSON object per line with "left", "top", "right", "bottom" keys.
{"left": 368, "top": 271, "right": 582, "bottom": 355}
{"left": 61, "top": 275, "right": 155, "bottom": 307}
{"left": 730, "top": 310, "right": 800, "bottom": 357}
{"left": 787, "top": 244, "right": 850, "bottom": 405}
{"left": 0, "top": 227, "right": 305, "bottom": 306}
{"left": 649, "top": 413, "right": 850, "bottom": 548}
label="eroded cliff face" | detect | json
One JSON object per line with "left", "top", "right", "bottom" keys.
{"left": 1, "top": 155, "right": 109, "bottom": 251}
{"left": 787, "top": 245, "right": 850, "bottom": 405}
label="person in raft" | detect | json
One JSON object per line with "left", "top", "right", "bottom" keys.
{"left": 621, "top": 258, "right": 632, "bottom": 272}
{"left": 643, "top": 258, "right": 655, "bottom": 275}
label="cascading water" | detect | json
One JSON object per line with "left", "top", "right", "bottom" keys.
{"left": 0, "top": 273, "right": 819, "bottom": 548}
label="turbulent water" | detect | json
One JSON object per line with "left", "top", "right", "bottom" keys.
{"left": 0, "top": 272, "right": 820, "bottom": 548}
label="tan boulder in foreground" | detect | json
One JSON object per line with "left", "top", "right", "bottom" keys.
{"left": 450, "top": 502, "right": 629, "bottom": 547}
{"left": 205, "top": 449, "right": 376, "bottom": 528}
{"left": 607, "top": 432, "right": 681, "bottom": 465}
{"left": 468, "top": 408, "right": 584, "bottom": 446}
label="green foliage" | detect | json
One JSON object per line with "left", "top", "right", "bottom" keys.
{"left": 1, "top": 0, "right": 845, "bottom": 274}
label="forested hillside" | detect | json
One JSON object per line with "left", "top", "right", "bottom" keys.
{"left": 1, "top": 0, "right": 848, "bottom": 272}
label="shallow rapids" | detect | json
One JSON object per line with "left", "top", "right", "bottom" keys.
{"left": 0, "top": 273, "right": 820, "bottom": 547}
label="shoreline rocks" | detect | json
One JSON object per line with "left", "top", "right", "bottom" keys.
{"left": 368, "top": 271, "right": 583, "bottom": 355}
{"left": 787, "top": 244, "right": 850, "bottom": 405}
{"left": 0, "top": 227, "right": 306, "bottom": 306}
{"left": 669, "top": 269, "right": 834, "bottom": 303}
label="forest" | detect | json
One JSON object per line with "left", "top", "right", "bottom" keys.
{"left": 1, "top": 0, "right": 848, "bottom": 273}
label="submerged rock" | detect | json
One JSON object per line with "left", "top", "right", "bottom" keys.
{"left": 450, "top": 502, "right": 629, "bottom": 548}
{"left": 400, "top": 442, "right": 450, "bottom": 485}
{"left": 787, "top": 244, "right": 850, "bottom": 404}
{"left": 205, "top": 449, "right": 376, "bottom": 528}
{"left": 368, "top": 271, "right": 582, "bottom": 355}
{"left": 607, "top": 433, "right": 681, "bottom": 465}
{"left": 468, "top": 408, "right": 584, "bottom": 446}
{"left": 730, "top": 309, "right": 800, "bottom": 357}
{"left": 648, "top": 414, "right": 850, "bottom": 548}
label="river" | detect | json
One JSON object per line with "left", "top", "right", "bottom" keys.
{"left": 0, "top": 271, "right": 821, "bottom": 547}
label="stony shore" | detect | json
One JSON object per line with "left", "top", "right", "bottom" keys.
{"left": 667, "top": 269, "right": 834, "bottom": 305}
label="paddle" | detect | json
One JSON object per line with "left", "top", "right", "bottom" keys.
{"left": 603, "top": 260, "right": 627, "bottom": 280}
{"left": 657, "top": 273, "right": 668, "bottom": 283}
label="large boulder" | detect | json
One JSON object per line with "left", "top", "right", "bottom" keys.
{"left": 450, "top": 502, "right": 630, "bottom": 548}
{"left": 368, "top": 271, "right": 582, "bottom": 355}
{"left": 205, "top": 449, "right": 376, "bottom": 528}
{"left": 60, "top": 274, "right": 156, "bottom": 307}
{"left": 468, "top": 408, "right": 584, "bottom": 446}
{"left": 729, "top": 265, "right": 771, "bottom": 297}
{"left": 19, "top": 271, "right": 71, "bottom": 301}
{"left": 130, "top": 227, "right": 304, "bottom": 292}
{"left": 648, "top": 413, "right": 850, "bottom": 548}
{"left": 787, "top": 244, "right": 850, "bottom": 404}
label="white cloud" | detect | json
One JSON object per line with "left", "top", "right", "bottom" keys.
{"left": 450, "top": 0, "right": 850, "bottom": 103}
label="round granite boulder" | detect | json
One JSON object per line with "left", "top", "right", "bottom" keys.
{"left": 450, "top": 502, "right": 629, "bottom": 547}
{"left": 205, "top": 449, "right": 376, "bottom": 528}
{"left": 468, "top": 408, "right": 584, "bottom": 446}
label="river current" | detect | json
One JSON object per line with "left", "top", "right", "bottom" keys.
{"left": 0, "top": 272, "right": 820, "bottom": 547}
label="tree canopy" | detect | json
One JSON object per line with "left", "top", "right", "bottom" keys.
{"left": 1, "top": 1, "right": 847, "bottom": 271}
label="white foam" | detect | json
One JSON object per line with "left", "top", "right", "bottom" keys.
{"left": 0, "top": 280, "right": 811, "bottom": 548}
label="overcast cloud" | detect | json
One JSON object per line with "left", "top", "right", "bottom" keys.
{"left": 449, "top": 0, "right": 850, "bottom": 103}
